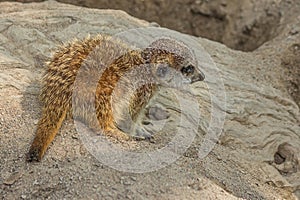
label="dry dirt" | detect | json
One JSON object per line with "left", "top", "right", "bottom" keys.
{"left": 0, "top": 1, "right": 299, "bottom": 199}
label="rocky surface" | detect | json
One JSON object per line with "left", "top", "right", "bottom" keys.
{"left": 4, "top": 0, "right": 297, "bottom": 52}
{"left": 0, "top": 1, "right": 299, "bottom": 199}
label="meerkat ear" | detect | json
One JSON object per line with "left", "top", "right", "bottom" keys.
{"left": 141, "top": 47, "right": 152, "bottom": 64}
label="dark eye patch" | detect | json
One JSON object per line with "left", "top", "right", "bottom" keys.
{"left": 181, "top": 65, "right": 195, "bottom": 74}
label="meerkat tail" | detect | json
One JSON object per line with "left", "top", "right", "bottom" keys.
{"left": 27, "top": 108, "right": 67, "bottom": 162}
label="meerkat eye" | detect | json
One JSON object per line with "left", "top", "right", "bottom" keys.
{"left": 181, "top": 65, "right": 195, "bottom": 75}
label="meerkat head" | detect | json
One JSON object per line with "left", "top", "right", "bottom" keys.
{"left": 141, "top": 38, "right": 205, "bottom": 85}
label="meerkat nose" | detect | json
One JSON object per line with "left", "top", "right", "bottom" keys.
{"left": 191, "top": 71, "right": 205, "bottom": 83}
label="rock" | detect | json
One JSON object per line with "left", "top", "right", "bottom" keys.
{"left": 3, "top": 171, "right": 22, "bottom": 186}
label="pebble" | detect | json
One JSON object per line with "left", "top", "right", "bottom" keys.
{"left": 3, "top": 171, "right": 22, "bottom": 185}
{"left": 33, "top": 180, "right": 39, "bottom": 185}
{"left": 148, "top": 105, "right": 170, "bottom": 120}
{"left": 71, "top": 135, "right": 78, "bottom": 139}
{"left": 33, "top": 119, "right": 38, "bottom": 125}
{"left": 289, "top": 28, "right": 299, "bottom": 35}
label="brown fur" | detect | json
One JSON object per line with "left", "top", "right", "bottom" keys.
{"left": 27, "top": 34, "right": 205, "bottom": 162}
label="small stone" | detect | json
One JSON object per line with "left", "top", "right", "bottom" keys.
{"left": 149, "top": 22, "right": 160, "bottom": 27}
{"left": 71, "top": 135, "right": 78, "bottom": 139}
{"left": 33, "top": 180, "right": 39, "bottom": 185}
{"left": 3, "top": 171, "right": 22, "bottom": 185}
{"left": 147, "top": 105, "right": 170, "bottom": 120}
{"left": 289, "top": 28, "right": 299, "bottom": 35}
{"left": 274, "top": 152, "right": 285, "bottom": 164}
{"left": 123, "top": 181, "right": 131, "bottom": 186}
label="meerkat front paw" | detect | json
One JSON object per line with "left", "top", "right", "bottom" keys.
{"left": 131, "top": 105, "right": 169, "bottom": 140}
{"left": 132, "top": 125, "right": 154, "bottom": 140}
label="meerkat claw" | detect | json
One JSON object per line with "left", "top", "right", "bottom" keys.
{"left": 133, "top": 126, "right": 154, "bottom": 140}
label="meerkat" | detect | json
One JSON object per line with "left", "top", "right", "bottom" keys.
{"left": 27, "top": 34, "right": 205, "bottom": 162}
